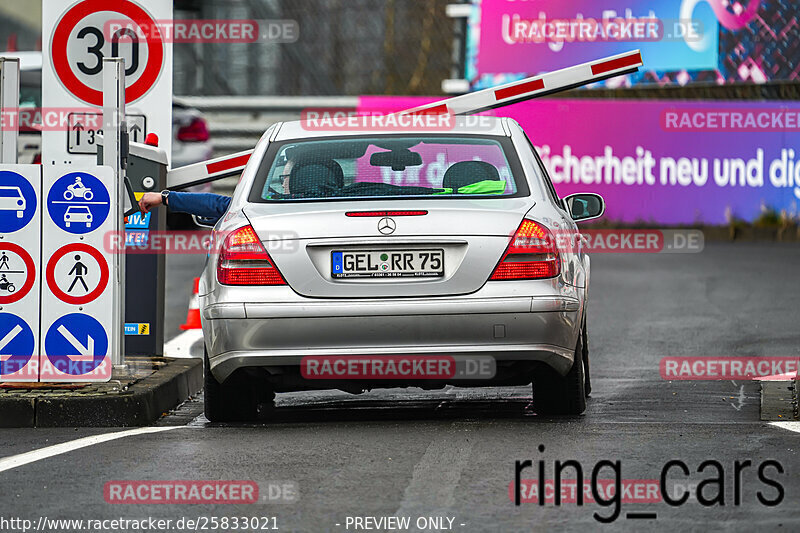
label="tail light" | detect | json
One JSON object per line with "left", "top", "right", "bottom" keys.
{"left": 177, "top": 117, "right": 210, "bottom": 142}
{"left": 489, "top": 219, "right": 560, "bottom": 280}
{"left": 32, "top": 153, "right": 41, "bottom": 164}
{"left": 217, "top": 225, "right": 286, "bottom": 285}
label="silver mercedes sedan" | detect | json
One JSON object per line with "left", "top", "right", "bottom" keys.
{"left": 199, "top": 116, "right": 604, "bottom": 421}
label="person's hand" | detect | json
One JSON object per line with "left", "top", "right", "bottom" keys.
{"left": 138, "top": 192, "right": 163, "bottom": 214}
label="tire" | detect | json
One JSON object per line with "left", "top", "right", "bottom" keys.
{"left": 582, "top": 318, "right": 591, "bottom": 397}
{"left": 84, "top": 191, "right": 93, "bottom": 201}
{"left": 64, "top": 191, "right": 73, "bottom": 200}
{"left": 531, "top": 331, "right": 587, "bottom": 415}
{"left": 7, "top": 284, "right": 14, "bottom": 293}
{"left": 204, "top": 348, "right": 274, "bottom": 422}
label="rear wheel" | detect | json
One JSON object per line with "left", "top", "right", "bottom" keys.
{"left": 204, "top": 348, "right": 274, "bottom": 422}
{"left": 531, "top": 331, "right": 586, "bottom": 415}
{"left": 582, "top": 317, "right": 591, "bottom": 397}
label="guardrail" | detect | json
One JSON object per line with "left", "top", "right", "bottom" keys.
{"left": 174, "top": 95, "right": 358, "bottom": 154}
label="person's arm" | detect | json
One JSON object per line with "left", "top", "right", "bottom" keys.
{"left": 138, "top": 191, "right": 232, "bottom": 224}
{"left": 167, "top": 192, "right": 231, "bottom": 220}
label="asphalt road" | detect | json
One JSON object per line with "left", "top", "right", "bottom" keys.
{"left": 2, "top": 242, "right": 798, "bottom": 532}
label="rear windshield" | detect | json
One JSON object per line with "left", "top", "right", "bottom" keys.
{"left": 249, "top": 135, "right": 528, "bottom": 202}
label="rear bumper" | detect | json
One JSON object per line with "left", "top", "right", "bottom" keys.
{"left": 202, "top": 292, "right": 583, "bottom": 382}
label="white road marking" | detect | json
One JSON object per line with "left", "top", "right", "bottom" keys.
{"left": 0, "top": 324, "right": 23, "bottom": 352}
{"left": 0, "top": 426, "right": 181, "bottom": 474}
{"left": 731, "top": 384, "right": 745, "bottom": 411}
{"left": 163, "top": 329, "right": 203, "bottom": 358}
{"left": 769, "top": 422, "right": 800, "bottom": 434}
{"left": 394, "top": 422, "right": 474, "bottom": 528}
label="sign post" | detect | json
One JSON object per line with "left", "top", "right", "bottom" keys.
{"left": 0, "top": 58, "right": 20, "bottom": 164}
{"left": 103, "top": 58, "right": 127, "bottom": 368}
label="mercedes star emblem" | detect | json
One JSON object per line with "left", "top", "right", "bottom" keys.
{"left": 378, "top": 217, "right": 396, "bottom": 235}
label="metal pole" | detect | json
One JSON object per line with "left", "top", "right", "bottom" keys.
{"left": 0, "top": 57, "right": 20, "bottom": 164}
{"left": 103, "top": 58, "right": 127, "bottom": 368}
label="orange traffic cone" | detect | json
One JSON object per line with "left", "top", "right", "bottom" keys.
{"left": 180, "top": 277, "right": 202, "bottom": 330}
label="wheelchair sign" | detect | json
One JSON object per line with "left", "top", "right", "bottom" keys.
{"left": 47, "top": 172, "right": 110, "bottom": 234}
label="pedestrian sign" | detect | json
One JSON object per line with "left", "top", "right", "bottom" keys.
{"left": 46, "top": 243, "right": 109, "bottom": 305}
{"left": 46, "top": 171, "right": 110, "bottom": 234}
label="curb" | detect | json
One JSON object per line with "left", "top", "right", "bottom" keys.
{"left": 0, "top": 358, "right": 203, "bottom": 428}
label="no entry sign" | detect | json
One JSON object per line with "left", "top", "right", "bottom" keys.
{"left": 42, "top": 0, "right": 173, "bottom": 166}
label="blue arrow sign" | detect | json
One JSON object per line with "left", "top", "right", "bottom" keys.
{"left": 45, "top": 313, "right": 108, "bottom": 375}
{"left": 0, "top": 313, "right": 35, "bottom": 375}
{"left": 0, "top": 170, "right": 37, "bottom": 233}
{"left": 47, "top": 172, "right": 110, "bottom": 235}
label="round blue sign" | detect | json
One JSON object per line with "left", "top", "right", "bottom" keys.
{"left": 0, "top": 313, "right": 35, "bottom": 376}
{"left": 45, "top": 313, "right": 108, "bottom": 375}
{"left": 0, "top": 170, "right": 37, "bottom": 233}
{"left": 47, "top": 172, "right": 110, "bottom": 235}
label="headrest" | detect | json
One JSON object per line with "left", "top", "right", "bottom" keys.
{"left": 442, "top": 161, "right": 501, "bottom": 191}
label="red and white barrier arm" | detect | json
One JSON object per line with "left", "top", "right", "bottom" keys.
{"left": 166, "top": 149, "right": 253, "bottom": 190}
{"left": 164, "top": 50, "right": 641, "bottom": 190}
{"left": 398, "top": 50, "right": 642, "bottom": 116}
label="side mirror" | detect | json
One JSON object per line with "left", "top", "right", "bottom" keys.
{"left": 564, "top": 193, "right": 605, "bottom": 222}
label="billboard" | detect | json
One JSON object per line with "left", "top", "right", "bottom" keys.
{"left": 467, "top": 0, "right": 798, "bottom": 88}
{"left": 359, "top": 95, "right": 800, "bottom": 225}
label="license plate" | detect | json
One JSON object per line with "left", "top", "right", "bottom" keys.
{"left": 331, "top": 250, "right": 444, "bottom": 278}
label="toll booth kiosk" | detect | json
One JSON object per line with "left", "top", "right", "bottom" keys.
{"left": 99, "top": 140, "right": 168, "bottom": 357}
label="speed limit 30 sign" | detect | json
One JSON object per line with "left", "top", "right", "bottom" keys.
{"left": 42, "top": 0, "right": 173, "bottom": 165}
